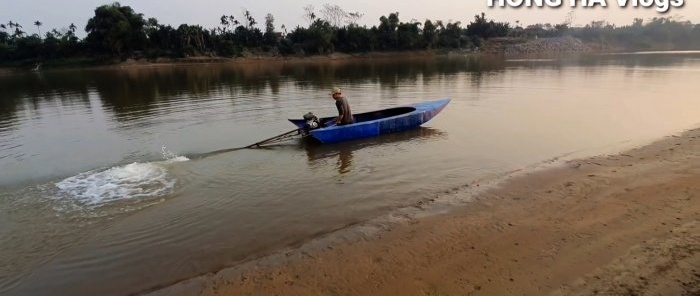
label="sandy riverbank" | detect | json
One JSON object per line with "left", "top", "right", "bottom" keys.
{"left": 150, "top": 128, "right": 700, "bottom": 296}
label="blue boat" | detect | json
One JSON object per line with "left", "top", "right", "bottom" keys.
{"left": 288, "top": 98, "right": 451, "bottom": 144}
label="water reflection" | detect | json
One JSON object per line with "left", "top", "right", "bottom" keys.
{"left": 3, "top": 51, "right": 691, "bottom": 130}
{"left": 1, "top": 52, "right": 696, "bottom": 121}
{"left": 302, "top": 127, "right": 447, "bottom": 174}
{"left": 0, "top": 56, "right": 505, "bottom": 123}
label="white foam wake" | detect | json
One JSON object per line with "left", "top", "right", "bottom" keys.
{"left": 56, "top": 163, "right": 171, "bottom": 205}
{"left": 162, "top": 145, "right": 185, "bottom": 161}
{"left": 55, "top": 153, "right": 188, "bottom": 205}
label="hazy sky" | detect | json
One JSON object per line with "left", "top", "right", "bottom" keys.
{"left": 2, "top": 0, "right": 699, "bottom": 36}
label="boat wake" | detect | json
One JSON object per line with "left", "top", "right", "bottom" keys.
{"left": 54, "top": 146, "right": 188, "bottom": 206}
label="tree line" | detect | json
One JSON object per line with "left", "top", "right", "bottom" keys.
{"left": 1, "top": 2, "right": 699, "bottom": 65}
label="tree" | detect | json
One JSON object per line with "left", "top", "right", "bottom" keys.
{"left": 15, "top": 35, "right": 42, "bottom": 59}
{"left": 564, "top": 10, "right": 575, "bottom": 27}
{"left": 5, "top": 3, "right": 700, "bottom": 63}
{"left": 378, "top": 12, "right": 400, "bottom": 50}
{"left": 13, "top": 27, "right": 25, "bottom": 39}
{"left": 265, "top": 13, "right": 275, "bottom": 33}
{"left": 466, "top": 12, "right": 510, "bottom": 39}
{"left": 438, "top": 21, "right": 464, "bottom": 48}
{"left": 320, "top": 4, "right": 348, "bottom": 28}
{"left": 242, "top": 9, "right": 256, "bottom": 29}
{"left": 85, "top": 2, "right": 148, "bottom": 56}
{"left": 7, "top": 22, "right": 24, "bottom": 39}
{"left": 229, "top": 15, "right": 239, "bottom": 27}
{"left": 34, "top": 20, "right": 42, "bottom": 37}
{"left": 397, "top": 21, "right": 421, "bottom": 50}
{"left": 263, "top": 13, "right": 277, "bottom": 47}
{"left": 347, "top": 12, "right": 363, "bottom": 26}
{"left": 589, "top": 20, "right": 607, "bottom": 29}
{"left": 633, "top": 18, "right": 644, "bottom": 27}
{"left": 6, "top": 21, "right": 17, "bottom": 31}
{"left": 220, "top": 15, "right": 230, "bottom": 33}
{"left": 334, "top": 25, "right": 374, "bottom": 52}
{"left": 303, "top": 5, "right": 316, "bottom": 26}
{"left": 287, "top": 19, "right": 334, "bottom": 54}
{"left": 42, "top": 30, "right": 61, "bottom": 58}
{"left": 0, "top": 24, "right": 8, "bottom": 46}
{"left": 176, "top": 24, "right": 209, "bottom": 55}
{"left": 423, "top": 20, "right": 438, "bottom": 49}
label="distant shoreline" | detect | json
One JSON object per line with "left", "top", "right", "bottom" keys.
{"left": 104, "top": 50, "right": 447, "bottom": 68}
{"left": 0, "top": 50, "right": 444, "bottom": 72}
{"left": 2, "top": 38, "right": 699, "bottom": 73}
{"left": 4, "top": 2, "right": 699, "bottom": 74}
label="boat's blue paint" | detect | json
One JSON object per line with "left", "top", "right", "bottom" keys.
{"left": 288, "top": 98, "right": 450, "bottom": 144}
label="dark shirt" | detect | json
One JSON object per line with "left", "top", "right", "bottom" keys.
{"left": 335, "top": 96, "right": 354, "bottom": 125}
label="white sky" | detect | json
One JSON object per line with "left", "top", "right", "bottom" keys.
{"left": 1, "top": 0, "right": 698, "bottom": 36}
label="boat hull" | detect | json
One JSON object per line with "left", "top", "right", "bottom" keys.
{"left": 289, "top": 99, "right": 450, "bottom": 144}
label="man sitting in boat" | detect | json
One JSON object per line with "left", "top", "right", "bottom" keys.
{"left": 331, "top": 87, "right": 354, "bottom": 126}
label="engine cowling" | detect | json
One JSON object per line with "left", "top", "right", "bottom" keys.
{"left": 302, "top": 112, "right": 321, "bottom": 132}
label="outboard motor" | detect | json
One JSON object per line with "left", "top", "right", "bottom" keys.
{"left": 302, "top": 112, "right": 321, "bottom": 135}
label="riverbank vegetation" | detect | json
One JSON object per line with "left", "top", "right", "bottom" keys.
{"left": 2, "top": 2, "right": 699, "bottom": 67}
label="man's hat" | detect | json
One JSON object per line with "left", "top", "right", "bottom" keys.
{"left": 330, "top": 87, "right": 341, "bottom": 95}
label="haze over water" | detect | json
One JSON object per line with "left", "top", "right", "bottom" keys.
{"left": 1, "top": 51, "right": 700, "bottom": 295}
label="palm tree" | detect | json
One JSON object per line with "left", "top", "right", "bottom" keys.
{"left": 243, "top": 10, "right": 256, "bottom": 29}
{"left": 220, "top": 15, "right": 229, "bottom": 32}
{"left": 34, "top": 20, "right": 42, "bottom": 37}
{"left": 51, "top": 28, "right": 62, "bottom": 38}
{"left": 13, "top": 27, "right": 24, "bottom": 38}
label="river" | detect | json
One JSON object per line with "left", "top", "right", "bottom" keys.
{"left": 1, "top": 51, "right": 699, "bottom": 295}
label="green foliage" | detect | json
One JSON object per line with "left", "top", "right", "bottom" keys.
{"left": 377, "top": 13, "right": 400, "bottom": 50}
{"left": 287, "top": 20, "right": 335, "bottom": 54}
{"left": 15, "top": 35, "right": 42, "bottom": 59}
{"left": 334, "top": 25, "right": 375, "bottom": 52}
{"left": 397, "top": 21, "right": 421, "bottom": 50}
{"left": 570, "top": 17, "right": 700, "bottom": 50}
{"left": 263, "top": 13, "right": 277, "bottom": 48}
{"left": 466, "top": 13, "right": 510, "bottom": 40}
{"left": 423, "top": 20, "right": 438, "bottom": 49}
{"left": 1, "top": 4, "right": 700, "bottom": 66}
{"left": 438, "top": 22, "right": 464, "bottom": 48}
{"left": 85, "top": 2, "right": 147, "bottom": 57}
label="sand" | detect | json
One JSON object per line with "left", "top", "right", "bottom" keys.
{"left": 151, "top": 128, "right": 700, "bottom": 296}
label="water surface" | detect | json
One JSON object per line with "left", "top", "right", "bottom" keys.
{"left": 1, "top": 52, "right": 700, "bottom": 295}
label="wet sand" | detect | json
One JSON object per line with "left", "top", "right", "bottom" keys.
{"left": 152, "top": 128, "right": 700, "bottom": 296}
